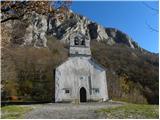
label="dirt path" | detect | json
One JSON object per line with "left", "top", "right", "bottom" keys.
{"left": 23, "top": 101, "right": 126, "bottom": 119}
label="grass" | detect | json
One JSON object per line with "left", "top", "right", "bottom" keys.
{"left": 96, "top": 104, "right": 159, "bottom": 119}
{"left": 1, "top": 105, "right": 32, "bottom": 119}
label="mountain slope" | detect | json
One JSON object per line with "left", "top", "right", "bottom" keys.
{"left": 91, "top": 41, "right": 158, "bottom": 104}
{"left": 1, "top": 4, "right": 159, "bottom": 104}
{"left": 2, "top": 8, "right": 142, "bottom": 50}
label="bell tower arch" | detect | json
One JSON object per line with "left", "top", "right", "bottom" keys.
{"left": 69, "top": 32, "right": 91, "bottom": 56}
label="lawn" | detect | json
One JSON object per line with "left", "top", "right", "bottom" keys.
{"left": 1, "top": 103, "right": 159, "bottom": 119}
{"left": 1, "top": 105, "right": 32, "bottom": 119}
{"left": 96, "top": 103, "right": 159, "bottom": 119}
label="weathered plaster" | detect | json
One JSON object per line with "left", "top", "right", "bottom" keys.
{"left": 55, "top": 57, "right": 108, "bottom": 102}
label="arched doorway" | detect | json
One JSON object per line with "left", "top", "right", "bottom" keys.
{"left": 80, "top": 87, "right": 87, "bottom": 102}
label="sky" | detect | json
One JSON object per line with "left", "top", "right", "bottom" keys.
{"left": 71, "top": 1, "right": 159, "bottom": 53}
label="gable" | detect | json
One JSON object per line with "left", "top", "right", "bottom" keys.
{"left": 56, "top": 57, "right": 106, "bottom": 73}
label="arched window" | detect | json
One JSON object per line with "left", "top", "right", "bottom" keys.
{"left": 74, "top": 37, "right": 79, "bottom": 45}
{"left": 74, "top": 34, "right": 86, "bottom": 46}
{"left": 81, "top": 39, "right": 85, "bottom": 45}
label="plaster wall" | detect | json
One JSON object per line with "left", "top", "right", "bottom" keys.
{"left": 55, "top": 56, "right": 108, "bottom": 102}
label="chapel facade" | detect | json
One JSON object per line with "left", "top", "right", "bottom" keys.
{"left": 55, "top": 32, "right": 108, "bottom": 103}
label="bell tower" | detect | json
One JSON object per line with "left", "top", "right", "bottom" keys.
{"left": 69, "top": 32, "right": 91, "bottom": 56}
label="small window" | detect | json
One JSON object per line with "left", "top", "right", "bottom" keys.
{"left": 95, "top": 89, "right": 99, "bottom": 93}
{"left": 80, "top": 76, "right": 83, "bottom": 80}
{"left": 81, "top": 39, "right": 85, "bottom": 45}
{"left": 74, "top": 37, "right": 79, "bottom": 45}
{"left": 93, "top": 88, "right": 99, "bottom": 94}
{"left": 80, "top": 76, "right": 85, "bottom": 80}
{"left": 75, "top": 51, "right": 79, "bottom": 55}
{"left": 65, "top": 89, "right": 70, "bottom": 93}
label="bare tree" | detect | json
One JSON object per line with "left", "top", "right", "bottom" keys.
{"left": 1, "top": 1, "right": 72, "bottom": 23}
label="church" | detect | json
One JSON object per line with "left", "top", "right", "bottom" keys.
{"left": 55, "top": 32, "right": 109, "bottom": 103}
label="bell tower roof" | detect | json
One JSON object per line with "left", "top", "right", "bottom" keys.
{"left": 69, "top": 32, "right": 91, "bottom": 56}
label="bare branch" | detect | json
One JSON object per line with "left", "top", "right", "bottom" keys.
{"left": 142, "top": 2, "right": 159, "bottom": 13}
{"left": 1, "top": 16, "right": 19, "bottom": 23}
{"left": 146, "top": 21, "right": 159, "bottom": 32}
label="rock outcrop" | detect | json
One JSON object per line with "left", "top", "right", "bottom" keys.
{"left": 23, "top": 12, "right": 48, "bottom": 47}
{"left": 2, "top": 9, "right": 142, "bottom": 50}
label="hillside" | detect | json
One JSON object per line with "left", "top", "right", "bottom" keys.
{"left": 1, "top": 1, "right": 159, "bottom": 104}
{"left": 91, "top": 41, "right": 158, "bottom": 104}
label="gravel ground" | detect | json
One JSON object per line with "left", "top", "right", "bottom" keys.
{"left": 23, "top": 101, "right": 126, "bottom": 119}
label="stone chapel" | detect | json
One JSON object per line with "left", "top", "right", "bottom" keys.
{"left": 55, "top": 32, "right": 109, "bottom": 103}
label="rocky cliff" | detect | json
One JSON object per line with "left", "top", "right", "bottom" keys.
{"left": 2, "top": 9, "right": 142, "bottom": 50}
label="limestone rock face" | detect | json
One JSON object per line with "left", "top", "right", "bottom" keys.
{"left": 46, "top": 10, "right": 140, "bottom": 49}
{"left": 23, "top": 12, "right": 48, "bottom": 47}
{"left": 2, "top": 12, "right": 48, "bottom": 47}
{"left": 2, "top": 9, "right": 141, "bottom": 49}
{"left": 48, "top": 12, "right": 91, "bottom": 43}
{"left": 105, "top": 28, "right": 141, "bottom": 49}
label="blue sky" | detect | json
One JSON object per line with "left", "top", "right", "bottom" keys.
{"left": 71, "top": 1, "right": 159, "bottom": 53}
